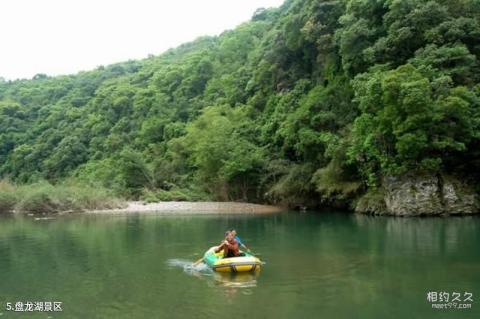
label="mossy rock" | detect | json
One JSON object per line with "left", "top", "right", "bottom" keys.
{"left": 355, "top": 188, "right": 387, "bottom": 215}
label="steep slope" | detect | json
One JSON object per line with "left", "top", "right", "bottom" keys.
{"left": 0, "top": 0, "right": 479, "bottom": 214}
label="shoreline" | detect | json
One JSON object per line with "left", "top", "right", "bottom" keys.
{"left": 88, "top": 201, "right": 284, "bottom": 214}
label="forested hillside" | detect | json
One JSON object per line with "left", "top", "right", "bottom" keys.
{"left": 1, "top": 0, "right": 479, "bottom": 212}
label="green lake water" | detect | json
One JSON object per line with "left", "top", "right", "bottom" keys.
{"left": 0, "top": 212, "right": 479, "bottom": 318}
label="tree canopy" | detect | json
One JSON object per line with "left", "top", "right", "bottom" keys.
{"left": 0, "top": 0, "right": 479, "bottom": 207}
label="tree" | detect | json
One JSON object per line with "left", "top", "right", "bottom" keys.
{"left": 349, "top": 64, "right": 480, "bottom": 184}
{"left": 179, "top": 105, "right": 264, "bottom": 200}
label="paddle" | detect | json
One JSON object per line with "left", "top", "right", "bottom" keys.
{"left": 245, "top": 249, "right": 261, "bottom": 257}
{"left": 193, "top": 245, "right": 219, "bottom": 267}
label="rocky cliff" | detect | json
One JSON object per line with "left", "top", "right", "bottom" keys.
{"left": 355, "top": 175, "right": 480, "bottom": 216}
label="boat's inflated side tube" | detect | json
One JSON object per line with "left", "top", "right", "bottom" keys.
{"left": 203, "top": 246, "right": 262, "bottom": 273}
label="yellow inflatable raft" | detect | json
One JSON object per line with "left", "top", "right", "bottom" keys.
{"left": 203, "top": 247, "right": 262, "bottom": 273}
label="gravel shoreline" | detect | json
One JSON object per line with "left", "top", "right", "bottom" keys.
{"left": 89, "top": 201, "right": 283, "bottom": 214}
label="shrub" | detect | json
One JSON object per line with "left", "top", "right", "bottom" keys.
{"left": 16, "top": 187, "right": 60, "bottom": 214}
{"left": 0, "top": 192, "right": 17, "bottom": 213}
{"left": 7, "top": 180, "right": 125, "bottom": 214}
{"left": 141, "top": 187, "right": 210, "bottom": 203}
{"left": 354, "top": 188, "right": 387, "bottom": 215}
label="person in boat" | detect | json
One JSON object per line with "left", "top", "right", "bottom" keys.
{"left": 215, "top": 231, "right": 241, "bottom": 258}
{"left": 230, "top": 229, "right": 250, "bottom": 252}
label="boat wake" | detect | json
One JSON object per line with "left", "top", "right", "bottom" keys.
{"left": 167, "top": 259, "right": 212, "bottom": 275}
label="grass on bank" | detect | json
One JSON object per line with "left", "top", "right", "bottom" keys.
{"left": 0, "top": 180, "right": 125, "bottom": 214}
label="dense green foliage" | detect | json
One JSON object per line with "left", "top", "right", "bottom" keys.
{"left": 0, "top": 0, "right": 479, "bottom": 207}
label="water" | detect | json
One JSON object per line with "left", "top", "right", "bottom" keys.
{"left": 0, "top": 212, "right": 479, "bottom": 318}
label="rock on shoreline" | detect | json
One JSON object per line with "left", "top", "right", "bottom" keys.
{"left": 89, "top": 201, "right": 283, "bottom": 214}
{"left": 356, "top": 174, "right": 480, "bottom": 216}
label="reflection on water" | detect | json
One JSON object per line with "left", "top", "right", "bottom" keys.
{"left": 212, "top": 272, "right": 258, "bottom": 288}
{"left": 0, "top": 212, "right": 479, "bottom": 318}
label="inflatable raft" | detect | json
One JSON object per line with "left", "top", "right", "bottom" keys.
{"left": 203, "top": 246, "right": 262, "bottom": 273}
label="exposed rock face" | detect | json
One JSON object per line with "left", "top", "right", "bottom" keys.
{"left": 442, "top": 178, "right": 480, "bottom": 215}
{"left": 356, "top": 175, "right": 479, "bottom": 216}
{"left": 383, "top": 175, "right": 444, "bottom": 216}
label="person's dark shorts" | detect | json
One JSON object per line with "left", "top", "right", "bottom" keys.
{"left": 224, "top": 251, "right": 245, "bottom": 258}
